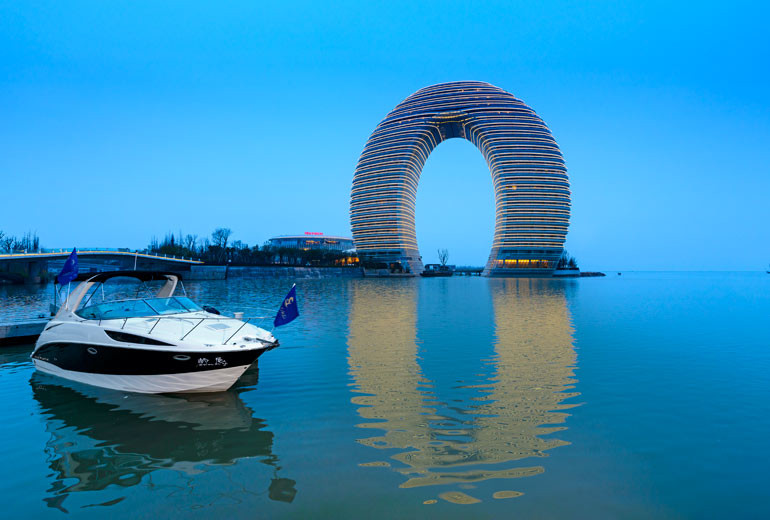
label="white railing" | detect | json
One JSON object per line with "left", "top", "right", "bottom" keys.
{"left": 103, "top": 314, "right": 274, "bottom": 345}
{"left": 0, "top": 249, "right": 202, "bottom": 263}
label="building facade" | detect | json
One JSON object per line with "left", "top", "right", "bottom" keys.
{"left": 350, "top": 81, "right": 570, "bottom": 277}
{"left": 268, "top": 233, "right": 354, "bottom": 252}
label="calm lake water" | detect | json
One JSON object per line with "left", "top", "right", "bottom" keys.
{"left": 0, "top": 273, "right": 768, "bottom": 518}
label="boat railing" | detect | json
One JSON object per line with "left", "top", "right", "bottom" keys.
{"left": 99, "top": 314, "right": 273, "bottom": 344}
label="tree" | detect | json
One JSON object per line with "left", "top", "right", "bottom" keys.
{"left": 211, "top": 228, "right": 232, "bottom": 249}
{"left": 210, "top": 228, "right": 232, "bottom": 263}
{"left": 143, "top": 229, "right": 356, "bottom": 267}
{"left": 184, "top": 234, "right": 198, "bottom": 253}
{"left": 438, "top": 248, "right": 449, "bottom": 266}
{"left": 558, "top": 250, "right": 578, "bottom": 270}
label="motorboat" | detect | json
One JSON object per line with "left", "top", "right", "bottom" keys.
{"left": 31, "top": 271, "right": 279, "bottom": 394}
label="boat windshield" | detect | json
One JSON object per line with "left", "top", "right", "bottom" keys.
{"left": 76, "top": 297, "right": 203, "bottom": 320}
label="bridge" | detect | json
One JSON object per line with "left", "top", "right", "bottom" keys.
{"left": 0, "top": 249, "right": 203, "bottom": 284}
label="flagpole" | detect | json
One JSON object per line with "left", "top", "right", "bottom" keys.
{"left": 56, "top": 248, "right": 79, "bottom": 311}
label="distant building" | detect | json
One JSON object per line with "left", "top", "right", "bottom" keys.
{"left": 268, "top": 233, "right": 355, "bottom": 252}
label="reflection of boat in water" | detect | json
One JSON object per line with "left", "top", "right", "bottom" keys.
{"left": 31, "top": 371, "right": 296, "bottom": 512}
{"left": 347, "top": 278, "right": 578, "bottom": 492}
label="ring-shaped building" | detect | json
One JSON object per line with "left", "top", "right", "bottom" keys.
{"left": 350, "top": 81, "right": 570, "bottom": 276}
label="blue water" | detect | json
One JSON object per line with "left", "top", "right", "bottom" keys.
{"left": 0, "top": 273, "right": 768, "bottom": 518}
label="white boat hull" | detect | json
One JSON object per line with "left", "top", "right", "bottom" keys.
{"left": 33, "top": 359, "right": 252, "bottom": 394}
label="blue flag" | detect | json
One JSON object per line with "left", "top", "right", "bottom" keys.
{"left": 57, "top": 248, "right": 79, "bottom": 285}
{"left": 274, "top": 284, "right": 299, "bottom": 327}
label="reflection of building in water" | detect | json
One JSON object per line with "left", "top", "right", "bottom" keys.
{"left": 467, "top": 279, "right": 579, "bottom": 482}
{"left": 347, "top": 281, "right": 432, "bottom": 457}
{"left": 347, "top": 278, "right": 577, "bottom": 490}
{"left": 32, "top": 372, "right": 296, "bottom": 512}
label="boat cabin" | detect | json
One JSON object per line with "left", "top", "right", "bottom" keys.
{"left": 54, "top": 271, "right": 197, "bottom": 320}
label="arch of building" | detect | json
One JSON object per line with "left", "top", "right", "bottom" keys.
{"left": 350, "top": 81, "right": 570, "bottom": 277}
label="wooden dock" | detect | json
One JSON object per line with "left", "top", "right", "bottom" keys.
{"left": 0, "top": 318, "right": 48, "bottom": 346}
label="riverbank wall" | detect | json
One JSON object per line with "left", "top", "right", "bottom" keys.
{"left": 187, "top": 265, "right": 363, "bottom": 280}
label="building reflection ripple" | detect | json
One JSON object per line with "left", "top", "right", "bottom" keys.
{"left": 30, "top": 370, "right": 295, "bottom": 512}
{"left": 347, "top": 279, "right": 578, "bottom": 494}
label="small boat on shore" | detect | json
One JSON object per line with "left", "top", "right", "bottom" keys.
{"left": 420, "top": 264, "right": 455, "bottom": 277}
{"left": 31, "top": 271, "right": 282, "bottom": 394}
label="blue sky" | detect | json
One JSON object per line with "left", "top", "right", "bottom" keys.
{"left": 1, "top": 1, "right": 768, "bottom": 270}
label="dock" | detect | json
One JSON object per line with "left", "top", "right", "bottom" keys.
{"left": 0, "top": 318, "right": 48, "bottom": 346}
{"left": 455, "top": 267, "right": 484, "bottom": 276}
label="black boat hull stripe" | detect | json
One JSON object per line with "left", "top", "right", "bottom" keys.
{"left": 32, "top": 342, "right": 265, "bottom": 375}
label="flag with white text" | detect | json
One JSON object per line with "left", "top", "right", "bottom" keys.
{"left": 274, "top": 284, "right": 299, "bottom": 327}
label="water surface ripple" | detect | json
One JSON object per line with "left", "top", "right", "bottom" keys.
{"left": 0, "top": 273, "right": 768, "bottom": 518}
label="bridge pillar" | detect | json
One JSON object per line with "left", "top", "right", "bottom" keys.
{"left": 25, "top": 259, "right": 49, "bottom": 284}
{"left": 0, "top": 259, "right": 49, "bottom": 284}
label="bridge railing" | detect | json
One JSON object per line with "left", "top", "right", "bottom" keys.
{"left": 0, "top": 249, "right": 202, "bottom": 263}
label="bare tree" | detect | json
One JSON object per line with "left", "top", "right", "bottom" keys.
{"left": 211, "top": 228, "right": 232, "bottom": 263}
{"left": 184, "top": 234, "right": 198, "bottom": 253}
{"left": 438, "top": 248, "right": 449, "bottom": 266}
{"left": 211, "top": 228, "right": 232, "bottom": 249}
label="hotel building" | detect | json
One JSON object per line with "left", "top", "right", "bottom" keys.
{"left": 350, "top": 81, "right": 570, "bottom": 277}
{"left": 268, "top": 233, "right": 354, "bottom": 252}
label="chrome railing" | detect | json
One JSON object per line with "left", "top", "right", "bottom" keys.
{"left": 97, "top": 314, "right": 273, "bottom": 344}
